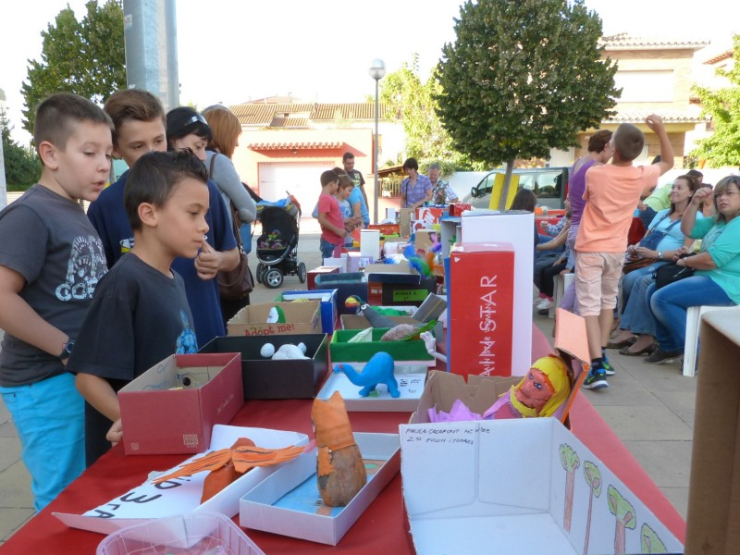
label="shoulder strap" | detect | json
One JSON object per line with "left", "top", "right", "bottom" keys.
{"left": 209, "top": 152, "right": 218, "bottom": 180}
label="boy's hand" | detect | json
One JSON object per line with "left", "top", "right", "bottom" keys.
{"left": 106, "top": 419, "right": 123, "bottom": 445}
{"left": 195, "top": 240, "right": 221, "bottom": 281}
{"left": 645, "top": 114, "right": 664, "bottom": 130}
{"left": 692, "top": 187, "right": 712, "bottom": 206}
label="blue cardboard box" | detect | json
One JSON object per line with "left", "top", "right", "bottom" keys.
{"left": 280, "top": 289, "right": 338, "bottom": 334}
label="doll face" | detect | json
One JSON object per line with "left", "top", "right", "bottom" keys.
{"left": 515, "top": 368, "right": 554, "bottom": 412}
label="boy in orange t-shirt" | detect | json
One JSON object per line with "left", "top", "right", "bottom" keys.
{"left": 576, "top": 115, "right": 674, "bottom": 390}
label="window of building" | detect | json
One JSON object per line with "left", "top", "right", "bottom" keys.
{"left": 614, "top": 70, "right": 675, "bottom": 102}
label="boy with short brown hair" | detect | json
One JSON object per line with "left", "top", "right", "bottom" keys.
{"left": 576, "top": 115, "right": 674, "bottom": 390}
{"left": 0, "top": 92, "right": 113, "bottom": 510}
{"left": 317, "top": 170, "right": 348, "bottom": 259}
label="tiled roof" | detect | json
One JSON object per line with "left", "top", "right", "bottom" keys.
{"left": 229, "top": 102, "right": 393, "bottom": 125}
{"left": 246, "top": 141, "right": 345, "bottom": 151}
{"left": 600, "top": 33, "right": 709, "bottom": 51}
{"left": 703, "top": 50, "right": 733, "bottom": 65}
{"left": 604, "top": 109, "right": 708, "bottom": 124}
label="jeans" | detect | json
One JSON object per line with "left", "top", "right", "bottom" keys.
{"left": 648, "top": 276, "right": 735, "bottom": 351}
{"left": 620, "top": 270, "right": 661, "bottom": 336}
{"left": 0, "top": 373, "right": 85, "bottom": 511}
{"left": 534, "top": 252, "right": 561, "bottom": 290}
{"left": 320, "top": 238, "right": 339, "bottom": 259}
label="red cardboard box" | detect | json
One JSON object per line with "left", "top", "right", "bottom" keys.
{"left": 416, "top": 207, "right": 445, "bottom": 226}
{"left": 119, "top": 353, "right": 243, "bottom": 455}
{"left": 448, "top": 203, "right": 471, "bottom": 216}
{"left": 448, "top": 243, "right": 515, "bottom": 377}
{"left": 307, "top": 265, "right": 340, "bottom": 290}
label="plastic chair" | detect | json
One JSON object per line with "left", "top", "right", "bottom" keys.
{"left": 683, "top": 305, "right": 740, "bottom": 377}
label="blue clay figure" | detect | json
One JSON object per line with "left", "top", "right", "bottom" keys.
{"left": 334, "top": 352, "right": 400, "bottom": 398}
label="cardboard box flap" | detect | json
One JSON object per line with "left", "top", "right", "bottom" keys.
{"left": 702, "top": 308, "right": 740, "bottom": 345}
{"left": 553, "top": 308, "right": 590, "bottom": 364}
{"left": 415, "top": 371, "right": 519, "bottom": 418}
{"left": 412, "top": 294, "right": 447, "bottom": 324}
{"left": 231, "top": 301, "right": 320, "bottom": 325}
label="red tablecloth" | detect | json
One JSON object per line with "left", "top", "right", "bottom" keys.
{"left": 2, "top": 327, "right": 685, "bottom": 553}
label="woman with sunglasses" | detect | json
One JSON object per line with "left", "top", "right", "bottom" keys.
{"left": 645, "top": 175, "right": 740, "bottom": 364}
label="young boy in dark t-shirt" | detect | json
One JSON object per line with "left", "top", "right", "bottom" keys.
{"left": 68, "top": 151, "right": 208, "bottom": 465}
{"left": 0, "top": 93, "right": 112, "bottom": 510}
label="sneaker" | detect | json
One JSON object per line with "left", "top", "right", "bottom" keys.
{"left": 644, "top": 349, "right": 683, "bottom": 364}
{"left": 602, "top": 359, "right": 615, "bottom": 376}
{"left": 536, "top": 298, "right": 554, "bottom": 311}
{"left": 582, "top": 369, "right": 609, "bottom": 390}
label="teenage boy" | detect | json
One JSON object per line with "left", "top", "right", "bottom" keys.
{"left": 343, "top": 152, "right": 369, "bottom": 227}
{"left": 576, "top": 115, "right": 674, "bottom": 390}
{"left": 317, "top": 170, "right": 348, "bottom": 259}
{"left": 0, "top": 93, "right": 112, "bottom": 510}
{"left": 69, "top": 151, "right": 206, "bottom": 465}
{"left": 87, "top": 91, "right": 237, "bottom": 347}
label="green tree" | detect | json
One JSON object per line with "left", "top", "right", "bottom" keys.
{"left": 436, "top": 0, "right": 619, "bottom": 207}
{"left": 21, "top": 0, "right": 125, "bottom": 135}
{"left": 380, "top": 55, "right": 482, "bottom": 172}
{"left": 691, "top": 35, "right": 740, "bottom": 167}
{"left": 1, "top": 107, "right": 41, "bottom": 191}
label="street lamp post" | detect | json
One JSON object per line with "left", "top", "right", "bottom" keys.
{"left": 369, "top": 59, "right": 385, "bottom": 224}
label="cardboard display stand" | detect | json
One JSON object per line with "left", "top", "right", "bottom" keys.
{"left": 685, "top": 309, "right": 740, "bottom": 554}
{"left": 400, "top": 418, "right": 683, "bottom": 555}
{"left": 118, "top": 354, "right": 243, "bottom": 456}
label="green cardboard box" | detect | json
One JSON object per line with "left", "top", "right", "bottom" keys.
{"left": 330, "top": 328, "right": 434, "bottom": 366}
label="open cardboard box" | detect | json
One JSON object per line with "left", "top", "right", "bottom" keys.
{"left": 411, "top": 309, "right": 590, "bottom": 426}
{"left": 54, "top": 425, "right": 309, "bottom": 535}
{"left": 240, "top": 433, "right": 400, "bottom": 546}
{"left": 119, "top": 353, "right": 243, "bottom": 455}
{"left": 685, "top": 308, "right": 740, "bottom": 554}
{"left": 199, "top": 334, "right": 329, "bottom": 400}
{"left": 400, "top": 418, "right": 683, "bottom": 555}
{"left": 280, "top": 289, "right": 338, "bottom": 334}
{"left": 227, "top": 301, "right": 321, "bottom": 337}
{"left": 330, "top": 328, "right": 435, "bottom": 367}
{"left": 365, "top": 261, "right": 437, "bottom": 307}
{"left": 317, "top": 363, "right": 429, "bottom": 412}
{"left": 314, "top": 272, "right": 368, "bottom": 315}
{"left": 340, "top": 314, "right": 418, "bottom": 329}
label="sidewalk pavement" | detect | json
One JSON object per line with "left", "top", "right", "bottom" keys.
{"left": 0, "top": 234, "right": 696, "bottom": 546}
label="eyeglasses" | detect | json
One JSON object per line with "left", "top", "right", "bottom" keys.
{"left": 713, "top": 191, "right": 740, "bottom": 200}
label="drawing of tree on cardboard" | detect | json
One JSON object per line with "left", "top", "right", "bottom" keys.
{"left": 559, "top": 443, "right": 580, "bottom": 532}
{"left": 641, "top": 523, "right": 668, "bottom": 554}
{"left": 583, "top": 461, "right": 602, "bottom": 554}
{"left": 608, "top": 485, "right": 636, "bottom": 554}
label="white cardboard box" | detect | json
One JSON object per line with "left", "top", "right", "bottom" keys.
{"left": 54, "top": 426, "right": 308, "bottom": 535}
{"left": 460, "top": 210, "right": 534, "bottom": 375}
{"left": 400, "top": 418, "right": 682, "bottom": 555}
{"left": 317, "top": 364, "right": 428, "bottom": 412}
{"left": 240, "top": 433, "right": 400, "bottom": 546}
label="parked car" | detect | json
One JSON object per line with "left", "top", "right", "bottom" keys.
{"left": 462, "top": 167, "right": 570, "bottom": 209}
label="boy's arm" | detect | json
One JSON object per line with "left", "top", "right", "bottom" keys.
{"left": 0, "top": 266, "right": 70, "bottom": 358}
{"left": 317, "top": 212, "right": 347, "bottom": 237}
{"left": 645, "top": 115, "right": 674, "bottom": 177}
{"left": 75, "top": 373, "right": 121, "bottom": 422}
{"left": 195, "top": 241, "right": 239, "bottom": 280}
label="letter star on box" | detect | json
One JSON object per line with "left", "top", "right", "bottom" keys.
{"left": 448, "top": 244, "right": 515, "bottom": 377}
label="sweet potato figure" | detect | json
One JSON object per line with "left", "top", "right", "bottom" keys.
{"left": 311, "top": 392, "right": 367, "bottom": 506}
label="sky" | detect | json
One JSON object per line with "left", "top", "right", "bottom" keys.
{"left": 1, "top": 0, "right": 739, "bottom": 145}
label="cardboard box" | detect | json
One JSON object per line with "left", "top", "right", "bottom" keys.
{"left": 239, "top": 433, "right": 400, "bottom": 546}
{"left": 199, "top": 334, "right": 329, "bottom": 400}
{"left": 330, "top": 328, "right": 435, "bottom": 367}
{"left": 368, "top": 223, "right": 400, "bottom": 236}
{"left": 227, "top": 301, "right": 322, "bottom": 337}
{"left": 448, "top": 243, "right": 515, "bottom": 377}
{"left": 399, "top": 208, "right": 415, "bottom": 237}
{"left": 412, "top": 293, "right": 447, "bottom": 324}
{"left": 340, "top": 314, "right": 419, "bottom": 330}
{"left": 448, "top": 203, "right": 471, "bottom": 216}
{"left": 417, "top": 207, "right": 446, "bottom": 225}
{"left": 400, "top": 419, "right": 683, "bottom": 555}
{"left": 307, "top": 266, "right": 340, "bottom": 290}
{"left": 686, "top": 309, "right": 740, "bottom": 554}
{"left": 360, "top": 229, "right": 381, "bottom": 259}
{"left": 414, "top": 229, "right": 441, "bottom": 254}
{"left": 118, "top": 354, "right": 243, "bottom": 455}
{"left": 460, "top": 211, "right": 534, "bottom": 375}
{"left": 318, "top": 365, "right": 428, "bottom": 412}
{"left": 314, "top": 272, "right": 368, "bottom": 315}
{"left": 413, "top": 309, "right": 590, "bottom": 424}
{"left": 323, "top": 257, "right": 347, "bottom": 273}
{"left": 346, "top": 251, "right": 374, "bottom": 273}
{"left": 365, "top": 262, "right": 437, "bottom": 307}
{"left": 280, "top": 290, "right": 338, "bottom": 334}
{"left": 54, "top": 425, "right": 309, "bottom": 535}
{"left": 439, "top": 216, "right": 461, "bottom": 258}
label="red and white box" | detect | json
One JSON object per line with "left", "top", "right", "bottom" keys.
{"left": 307, "top": 266, "right": 340, "bottom": 290}
{"left": 460, "top": 210, "right": 534, "bottom": 375}
{"left": 448, "top": 243, "right": 515, "bottom": 377}
{"left": 119, "top": 353, "right": 243, "bottom": 455}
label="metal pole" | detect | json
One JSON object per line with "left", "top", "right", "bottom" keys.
{"left": 373, "top": 78, "right": 379, "bottom": 225}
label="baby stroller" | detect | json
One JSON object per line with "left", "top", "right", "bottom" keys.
{"left": 254, "top": 199, "right": 306, "bottom": 289}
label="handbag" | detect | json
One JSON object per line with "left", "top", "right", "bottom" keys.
{"left": 654, "top": 257, "right": 695, "bottom": 290}
{"left": 210, "top": 154, "right": 254, "bottom": 300}
{"left": 623, "top": 257, "right": 656, "bottom": 274}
